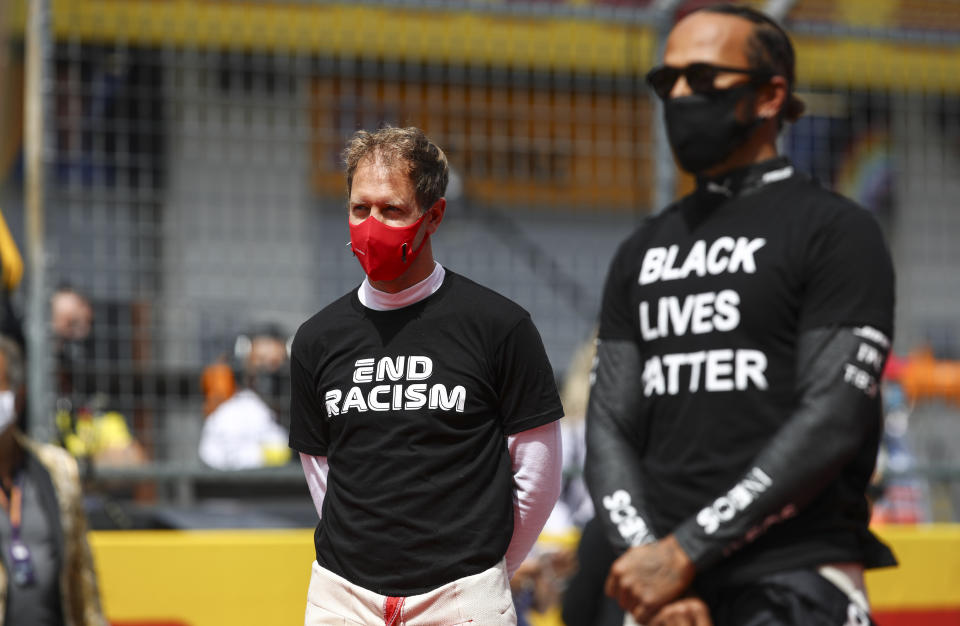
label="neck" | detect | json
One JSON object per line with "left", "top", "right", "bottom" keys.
{"left": 695, "top": 156, "right": 792, "bottom": 199}
{"left": 0, "top": 428, "right": 22, "bottom": 483}
{"left": 361, "top": 262, "right": 445, "bottom": 311}
{"left": 368, "top": 239, "right": 436, "bottom": 294}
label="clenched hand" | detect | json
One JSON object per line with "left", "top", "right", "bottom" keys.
{"left": 604, "top": 534, "right": 696, "bottom": 624}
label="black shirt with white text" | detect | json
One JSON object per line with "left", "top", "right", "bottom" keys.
{"left": 290, "top": 270, "right": 564, "bottom": 596}
{"left": 598, "top": 158, "right": 895, "bottom": 583}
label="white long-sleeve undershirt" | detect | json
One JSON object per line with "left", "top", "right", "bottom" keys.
{"left": 300, "top": 452, "right": 329, "bottom": 516}
{"left": 300, "top": 263, "right": 563, "bottom": 578}
{"left": 504, "top": 421, "right": 563, "bottom": 577}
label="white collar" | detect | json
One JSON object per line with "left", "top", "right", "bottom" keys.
{"left": 358, "top": 263, "right": 446, "bottom": 311}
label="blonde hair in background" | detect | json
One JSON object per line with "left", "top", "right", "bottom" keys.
{"left": 559, "top": 329, "right": 598, "bottom": 423}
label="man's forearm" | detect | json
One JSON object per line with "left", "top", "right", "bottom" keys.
{"left": 300, "top": 452, "right": 329, "bottom": 519}
{"left": 585, "top": 339, "right": 658, "bottom": 552}
{"left": 505, "top": 421, "right": 563, "bottom": 577}
{"left": 673, "top": 326, "right": 889, "bottom": 569}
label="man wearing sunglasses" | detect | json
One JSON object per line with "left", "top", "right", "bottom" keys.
{"left": 585, "top": 4, "right": 895, "bottom": 626}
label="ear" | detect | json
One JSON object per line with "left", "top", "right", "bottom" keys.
{"left": 754, "top": 76, "right": 788, "bottom": 120}
{"left": 424, "top": 198, "right": 446, "bottom": 235}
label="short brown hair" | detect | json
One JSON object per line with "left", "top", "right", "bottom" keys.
{"left": 343, "top": 126, "right": 449, "bottom": 213}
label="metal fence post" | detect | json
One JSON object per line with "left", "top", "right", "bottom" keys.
{"left": 651, "top": 0, "right": 682, "bottom": 212}
{"left": 24, "top": 0, "right": 53, "bottom": 442}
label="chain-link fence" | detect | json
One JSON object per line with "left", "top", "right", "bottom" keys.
{"left": 2, "top": 0, "right": 960, "bottom": 520}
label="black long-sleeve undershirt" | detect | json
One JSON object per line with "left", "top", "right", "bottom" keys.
{"left": 585, "top": 325, "right": 889, "bottom": 570}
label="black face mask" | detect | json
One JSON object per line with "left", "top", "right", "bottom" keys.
{"left": 247, "top": 369, "right": 291, "bottom": 414}
{"left": 249, "top": 371, "right": 284, "bottom": 397}
{"left": 57, "top": 338, "right": 90, "bottom": 366}
{"left": 663, "top": 84, "right": 761, "bottom": 174}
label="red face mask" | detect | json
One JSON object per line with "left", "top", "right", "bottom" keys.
{"left": 349, "top": 213, "right": 429, "bottom": 282}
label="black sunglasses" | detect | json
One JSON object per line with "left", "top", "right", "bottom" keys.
{"left": 645, "top": 63, "right": 772, "bottom": 100}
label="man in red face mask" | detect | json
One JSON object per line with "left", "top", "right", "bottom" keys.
{"left": 289, "top": 126, "right": 565, "bottom": 625}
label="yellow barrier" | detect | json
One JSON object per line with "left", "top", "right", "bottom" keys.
{"left": 867, "top": 524, "right": 960, "bottom": 609}
{"left": 89, "top": 524, "right": 960, "bottom": 625}
{"left": 7, "top": 0, "right": 960, "bottom": 93}
{"left": 91, "top": 529, "right": 315, "bottom": 626}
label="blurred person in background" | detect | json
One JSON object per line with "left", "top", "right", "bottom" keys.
{"left": 290, "top": 126, "right": 564, "bottom": 625}
{"left": 510, "top": 332, "right": 621, "bottom": 626}
{"left": 545, "top": 334, "right": 597, "bottom": 534}
{"left": 0, "top": 335, "right": 108, "bottom": 625}
{"left": 562, "top": 516, "right": 624, "bottom": 626}
{"left": 513, "top": 334, "right": 595, "bottom": 626}
{"left": 586, "top": 5, "right": 895, "bottom": 626}
{"left": 51, "top": 287, "right": 92, "bottom": 367}
{"left": 51, "top": 286, "right": 144, "bottom": 468}
{"left": 199, "top": 324, "right": 291, "bottom": 470}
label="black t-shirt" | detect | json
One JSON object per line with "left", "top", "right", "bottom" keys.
{"left": 290, "top": 269, "right": 564, "bottom": 596}
{"left": 598, "top": 159, "right": 894, "bottom": 580}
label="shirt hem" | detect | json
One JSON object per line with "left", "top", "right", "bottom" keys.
{"left": 696, "top": 537, "right": 894, "bottom": 592}
{"left": 289, "top": 440, "right": 328, "bottom": 456}
{"left": 503, "top": 406, "right": 564, "bottom": 436}
{"left": 315, "top": 555, "right": 503, "bottom": 597}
